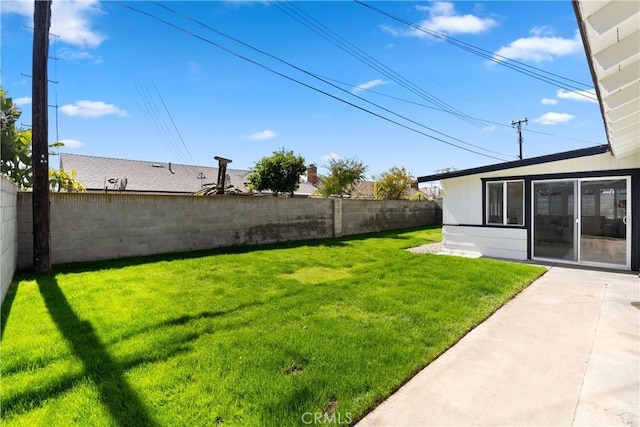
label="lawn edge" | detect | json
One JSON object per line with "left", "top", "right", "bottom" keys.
{"left": 350, "top": 263, "right": 549, "bottom": 425}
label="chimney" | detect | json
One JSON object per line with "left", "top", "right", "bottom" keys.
{"left": 410, "top": 179, "right": 419, "bottom": 190}
{"left": 168, "top": 162, "right": 174, "bottom": 174}
{"left": 307, "top": 164, "right": 318, "bottom": 185}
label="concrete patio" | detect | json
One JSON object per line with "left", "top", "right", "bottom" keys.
{"left": 357, "top": 265, "right": 639, "bottom": 426}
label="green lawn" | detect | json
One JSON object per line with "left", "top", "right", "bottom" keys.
{"left": 1, "top": 226, "right": 545, "bottom": 426}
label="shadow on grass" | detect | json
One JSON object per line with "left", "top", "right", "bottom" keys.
{"left": 2, "top": 281, "right": 317, "bottom": 419}
{"left": 13, "top": 225, "right": 441, "bottom": 280}
{"left": 15, "top": 276, "right": 159, "bottom": 426}
{"left": 1, "top": 282, "right": 19, "bottom": 341}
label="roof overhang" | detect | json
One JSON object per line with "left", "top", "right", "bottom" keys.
{"left": 418, "top": 145, "right": 610, "bottom": 182}
{"left": 573, "top": 0, "right": 640, "bottom": 159}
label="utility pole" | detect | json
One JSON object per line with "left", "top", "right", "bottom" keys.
{"left": 511, "top": 118, "right": 528, "bottom": 160}
{"left": 32, "top": 0, "right": 52, "bottom": 272}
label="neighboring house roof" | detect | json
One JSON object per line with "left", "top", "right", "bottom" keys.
{"left": 60, "top": 153, "right": 249, "bottom": 193}
{"left": 60, "top": 153, "right": 317, "bottom": 195}
{"left": 417, "top": 145, "right": 610, "bottom": 182}
{"left": 574, "top": 0, "right": 640, "bottom": 159}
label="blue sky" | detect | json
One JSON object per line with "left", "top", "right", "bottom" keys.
{"left": 1, "top": 1, "right": 605, "bottom": 180}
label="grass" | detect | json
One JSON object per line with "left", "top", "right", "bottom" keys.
{"left": 1, "top": 226, "right": 545, "bottom": 426}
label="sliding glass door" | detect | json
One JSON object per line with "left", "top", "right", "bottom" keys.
{"left": 580, "top": 179, "right": 628, "bottom": 265}
{"left": 533, "top": 181, "right": 576, "bottom": 261}
{"left": 533, "top": 177, "right": 630, "bottom": 268}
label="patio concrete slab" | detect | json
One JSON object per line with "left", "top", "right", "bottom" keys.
{"left": 356, "top": 266, "right": 639, "bottom": 427}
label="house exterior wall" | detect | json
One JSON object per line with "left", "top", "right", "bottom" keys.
{"left": 16, "top": 193, "right": 439, "bottom": 268}
{"left": 1, "top": 177, "right": 18, "bottom": 305}
{"left": 440, "top": 151, "right": 639, "bottom": 269}
{"left": 443, "top": 151, "right": 639, "bottom": 226}
{"left": 443, "top": 225, "right": 528, "bottom": 260}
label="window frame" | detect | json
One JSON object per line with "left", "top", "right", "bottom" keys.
{"left": 485, "top": 179, "right": 524, "bottom": 226}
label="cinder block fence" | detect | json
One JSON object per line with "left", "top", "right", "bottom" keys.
{"left": 16, "top": 193, "right": 440, "bottom": 269}
{"left": 1, "top": 177, "right": 18, "bottom": 305}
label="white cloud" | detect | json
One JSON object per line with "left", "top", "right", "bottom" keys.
{"left": 529, "top": 25, "right": 555, "bottom": 37}
{"left": 492, "top": 29, "right": 582, "bottom": 63}
{"left": 557, "top": 89, "right": 598, "bottom": 103}
{"left": 58, "top": 48, "right": 102, "bottom": 64}
{"left": 541, "top": 98, "right": 558, "bottom": 105}
{"left": 246, "top": 130, "right": 276, "bottom": 140}
{"left": 534, "top": 112, "right": 575, "bottom": 125}
{"left": 2, "top": 0, "right": 105, "bottom": 48}
{"left": 60, "top": 100, "right": 127, "bottom": 118}
{"left": 322, "top": 152, "right": 343, "bottom": 162}
{"left": 58, "top": 138, "right": 85, "bottom": 148}
{"left": 385, "top": 1, "right": 497, "bottom": 37}
{"left": 14, "top": 96, "right": 32, "bottom": 107}
{"left": 352, "top": 79, "right": 389, "bottom": 94}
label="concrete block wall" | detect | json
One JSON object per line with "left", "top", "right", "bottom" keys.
{"left": 1, "top": 177, "right": 18, "bottom": 305}
{"left": 17, "top": 193, "right": 440, "bottom": 268}
{"left": 341, "top": 199, "right": 438, "bottom": 236}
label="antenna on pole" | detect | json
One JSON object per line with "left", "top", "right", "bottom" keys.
{"left": 511, "top": 118, "right": 528, "bottom": 160}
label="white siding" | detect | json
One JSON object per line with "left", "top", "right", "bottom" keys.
{"left": 443, "top": 225, "right": 528, "bottom": 260}
{"left": 441, "top": 176, "right": 483, "bottom": 225}
{"left": 439, "top": 150, "right": 638, "bottom": 262}
{"left": 442, "top": 151, "right": 639, "bottom": 227}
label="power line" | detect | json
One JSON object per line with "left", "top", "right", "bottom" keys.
{"left": 354, "top": 1, "right": 597, "bottom": 102}
{"left": 315, "top": 74, "right": 605, "bottom": 147}
{"left": 269, "top": 0, "right": 489, "bottom": 130}
{"left": 151, "top": 80, "right": 194, "bottom": 161}
{"left": 142, "top": 1, "right": 512, "bottom": 160}
{"left": 129, "top": 79, "right": 195, "bottom": 174}
{"left": 132, "top": 79, "right": 203, "bottom": 178}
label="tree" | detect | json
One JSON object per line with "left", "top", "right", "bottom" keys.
{"left": 316, "top": 157, "right": 367, "bottom": 198}
{"left": 409, "top": 191, "right": 429, "bottom": 201}
{"left": 248, "top": 148, "right": 306, "bottom": 196}
{"left": 1, "top": 87, "right": 33, "bottom": 189}
{"left": 49, "top": 168, "right": 86, "bottom": 192}
{"left": 372, "top": 166, "right": 413, "bottom": 200}
{"left": 2, "top": 86, "right": 85, "bottom": 192}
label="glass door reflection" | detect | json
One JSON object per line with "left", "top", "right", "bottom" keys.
{"left": 580, "top": 179, "right": 627, "bottom": 265}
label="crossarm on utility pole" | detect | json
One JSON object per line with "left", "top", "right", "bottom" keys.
{"left": 511, "top": 118, "right": 528, "bottom": 160}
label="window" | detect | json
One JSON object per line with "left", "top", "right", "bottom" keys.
{"left": 486, "top": 180, "right": 524, "bottom": 225}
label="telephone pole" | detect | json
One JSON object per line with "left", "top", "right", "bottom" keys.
{"left": 32, "top": 0, "right": 52, "bottom": 272}
{"left": 511, "top": 118, "right": 528, "bottom": 160}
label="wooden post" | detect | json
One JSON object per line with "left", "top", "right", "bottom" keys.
{"left": 214, "top": 156, "right": 232, "bottom": 195}
{"left": 32, "top": 0, "right": 52, "bottom": 272}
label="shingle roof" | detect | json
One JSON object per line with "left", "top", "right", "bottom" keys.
{"left": 60, "top": 154, "right": 249, "bottom": 194}
{"left": 60, "top": 153, "right": 317, "bottom": 195}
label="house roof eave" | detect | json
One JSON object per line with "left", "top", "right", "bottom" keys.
{"left": 417, "top": 145, "right": 610, "bottom": 182}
